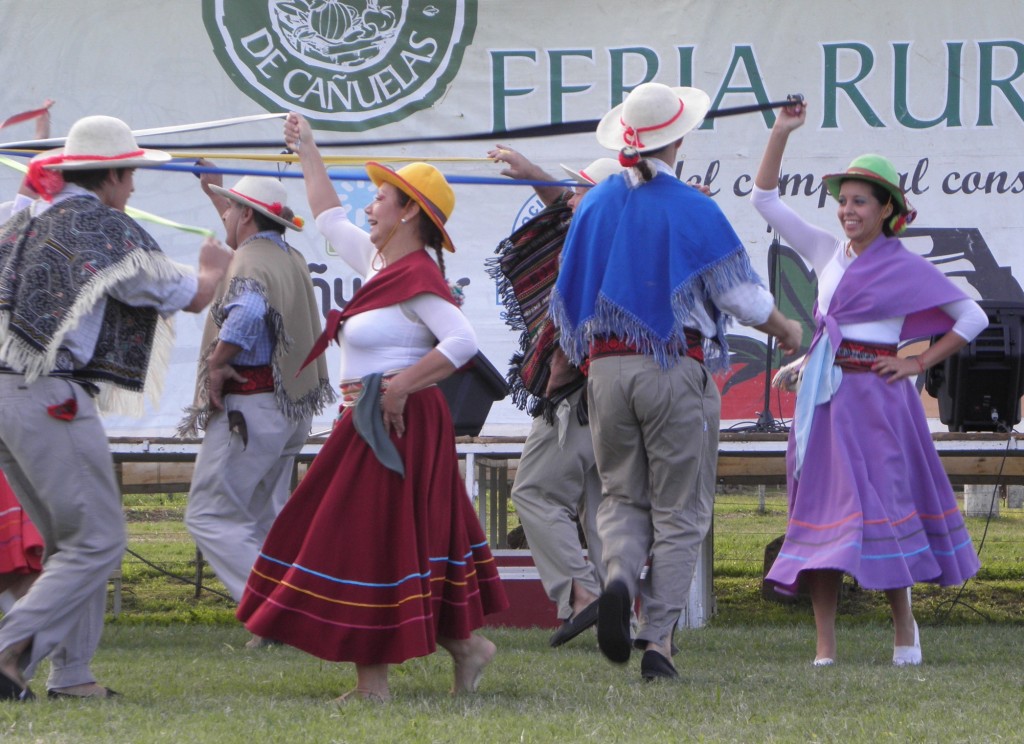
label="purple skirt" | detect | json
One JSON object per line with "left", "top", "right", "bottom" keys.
{"left": 766, "top": 371, "right": 979, "bottom": 593}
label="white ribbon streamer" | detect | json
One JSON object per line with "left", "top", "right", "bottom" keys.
{"left": 0, "top": 112, "right": 287, "bottom": 150}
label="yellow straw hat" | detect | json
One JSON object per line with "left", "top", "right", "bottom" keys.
{"left": 365, "top": 161, "right": 455, "bottom": 252}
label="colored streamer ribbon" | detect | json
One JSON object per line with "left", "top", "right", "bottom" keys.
{"left": 0, "top": 112, "right": 288, "bottom": 151}
{"left": 0, "top": 106, "right": 51, "bottom": 130}
{"left": 0, "top": 156, "right": 215, "bottom": 237}
{"left": 0, "top": 99, "right": 803, "bottom": 153}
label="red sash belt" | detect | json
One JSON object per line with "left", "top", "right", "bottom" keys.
{"left": 223, "top": 365, "right": 275, "bottom": 395}
{"left": 834, "top": 339, "right": 897, "bottom": 372}
{"left": 338, "top": 373, "right": 397, "bottom": 409}
{"left": 589, "top": 328, "right": 705, "bottom": 364}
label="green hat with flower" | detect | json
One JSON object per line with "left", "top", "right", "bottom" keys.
{"left": 822, "top": 154, "right": 917, "bottom": 233}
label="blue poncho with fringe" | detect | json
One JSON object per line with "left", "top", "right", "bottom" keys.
{"left": 550, "top": 171, "right": 764, "bottom": 371}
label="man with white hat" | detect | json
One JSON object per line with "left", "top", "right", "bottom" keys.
{"left": 179, "top": 170, "right": 333, "bottom": 623}
{"left": 551, "top": 83, "right": 803, "bottom": 681}
{"left": 0, "top": 115, "right": 233, "bottom": 700}
{"left": 488, "top": 147, "right": 623, "bottom": 647}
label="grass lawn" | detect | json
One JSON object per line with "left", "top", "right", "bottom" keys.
{"left": 1, "top": 488, "right": 1019, "bottom": 742}
{"left": 3, "top": 624, "right": 1024, "bottom": 743}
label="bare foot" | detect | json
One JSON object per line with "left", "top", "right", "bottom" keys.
{"left": 0, "top": 648, "right": 29, "bottom": 692}
{"left": 570, "top": 581, "right": 599, "bottom": 617}
{"left": 449, "top": 635, "right": 497, "bottom": 695}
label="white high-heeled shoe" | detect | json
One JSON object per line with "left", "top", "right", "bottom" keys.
{"left": 893, "top": 620, "right": 922, "bottom": 666}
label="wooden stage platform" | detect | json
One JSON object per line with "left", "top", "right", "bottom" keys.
{"left": 109, "top": 430, "right": 1024, "bottom": 494}
{"left": 107, "top": 431, "right": 1022, "bottom": 630}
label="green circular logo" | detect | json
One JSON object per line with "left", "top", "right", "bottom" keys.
{"left": 204, "top": 1, "right": 477, "bottom": 132}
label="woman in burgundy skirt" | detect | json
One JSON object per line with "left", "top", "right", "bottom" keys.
{"left": 237, "top": 114, "right": 507, "bottom": 702}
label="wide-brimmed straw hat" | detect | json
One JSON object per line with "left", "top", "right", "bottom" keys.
{"left": 822, "top": 153, "right": 917, "bottom": 232}
{"left": 209, "top": 175, "right": 303, "bottom": 231}
{"left": 365, "top": 161, "right": 456, "bottom": 252}
{"left": 596, "top": 83, "right": 711, "bottom": 154}
{"left": 559, "top": 158, "right": 623, "bottom": 186}
{"left": 43, "top": 115, "right": 170, "bottom": 171}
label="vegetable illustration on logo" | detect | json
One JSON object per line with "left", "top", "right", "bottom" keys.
{"left": 204, "top": 0, "right": 477, "bottom": 131}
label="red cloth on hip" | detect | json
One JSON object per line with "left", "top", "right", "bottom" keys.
{"left": 0, "top": 471, "right": 43, "bottom": 575}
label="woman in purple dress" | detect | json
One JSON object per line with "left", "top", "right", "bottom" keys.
{"left": 751, "top": 99, "right": 986, "bottom": 667}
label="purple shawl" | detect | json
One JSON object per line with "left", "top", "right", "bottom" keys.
{"left": 815, "top": 235, "right": 968, "bottom": 346}
{"left": 793, "top": 234, "right": 969, "bottom": 476}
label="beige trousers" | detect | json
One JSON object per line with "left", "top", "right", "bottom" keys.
{"left": 185, "top": 392, "right": 311, "bottom": 602}
{"left": 0, "top": 375, "right": 125, "bottom": 689}
{"left": 510, "top": 389, "right": 604, "bottom": 619}
{"left": 587, "top": 354, "right": 719, "bottom": 645}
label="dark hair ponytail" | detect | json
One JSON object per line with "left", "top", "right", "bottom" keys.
{"left": 619, "top": 144, "right": 668, "bottom": 185}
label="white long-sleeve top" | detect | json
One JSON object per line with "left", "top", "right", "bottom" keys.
{"left": 750, "top": 185, "right": 987, "bottom": 344}
{"left": 315, "top": 206, "right": 477, "bottom": 381}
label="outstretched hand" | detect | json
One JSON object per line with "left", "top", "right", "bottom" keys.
{"left": 196, "top": 158, "right": 223, "bottom": 196}
{"left": 773, "top": 98, "right": 807, "bottom": 134}
{"left": 775, "top": 318, "right": 804, "bottom": 356}
{"left": 284, "top": 112, "right": 314, "bottom": 153}
{"left": 488, "top": 144, "right": 537, "bottom": 180}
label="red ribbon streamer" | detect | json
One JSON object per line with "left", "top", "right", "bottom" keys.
{"left": 1, "top": 106, "right": 50, "bottom": 130}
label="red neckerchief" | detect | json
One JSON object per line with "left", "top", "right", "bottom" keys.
{"left": 298, "top": 249, "right": 455, "bottom": 373}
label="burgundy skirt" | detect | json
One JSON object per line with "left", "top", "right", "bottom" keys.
{"left": 237, "top": 386, "right": 507, "bottom": 664}
{"left": 0, "top": 471, "right": 43, "bottom": 576}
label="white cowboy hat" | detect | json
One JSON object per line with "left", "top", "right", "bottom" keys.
{"left": 209, "top": 175, "right": 303, "bottom": 231}
{"left": 596, "top": 83, "right": 711, "bottom": 154}
{"left": 43, "top": 115, "right": 171, "bottom": 171}
{"left": 559, "top": 158, "right": 624, "bottom": 186}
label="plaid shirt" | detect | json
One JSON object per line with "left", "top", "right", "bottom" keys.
{"left": 218, "top": 232, "right": 289, "bottom": 365}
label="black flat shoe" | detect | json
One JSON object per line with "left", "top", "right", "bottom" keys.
{"left": 549, "top": 600, "right": 600, "bottom": 647}
{"left": 47, "top": 686, "right": 119, "bottom": 700}
{"left": 0, "top": 669, "right": 33, "bottom": 702}
{"left": 597, "top": 580, "right": 632, "bottom": 664}
{"left": 640, "top": 649, "right": 679, "bottom": 681}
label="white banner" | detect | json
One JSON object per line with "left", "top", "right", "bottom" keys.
{"left": 2, "top": 1, "right": 1023, "bottom": 435}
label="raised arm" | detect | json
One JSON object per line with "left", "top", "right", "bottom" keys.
{"left": 754, "top": 98, "right": 807, "bottom": 191}
{"left": 184, "top": 236, "right": 234, "bottom": 313}
{"left": 195, "top": 158, "right": 232, "bottom": 217}
{"left": 285, "top": 112, "right": 342, "bottom": 218}
{"left": 488, "top": 144, "right": 569, "bottom": 207}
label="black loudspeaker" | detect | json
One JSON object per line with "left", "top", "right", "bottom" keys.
{"left": 925, "top": 300, "right": 1024, "bottom": 432}
{"left": 437, "top": 351, "right": 509, "bottom": 437}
